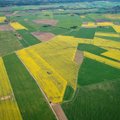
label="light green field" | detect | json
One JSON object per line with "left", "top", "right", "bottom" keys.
{"left": 0, "top": 31, "right": 23, "bottom": 56}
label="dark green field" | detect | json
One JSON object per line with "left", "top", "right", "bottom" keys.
{"left": 63, "top": 85, "right": 74, "bottom": 101}
{"left": 77, "top": 57, "right": 120, "bottom": 85}
{"left": 96, "top": 26, "right": 116, "bottom": 33}
{"left": 77, "top": 43, "right": 107, "bottom": 55}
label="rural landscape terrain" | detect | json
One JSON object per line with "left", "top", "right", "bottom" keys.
{"left": 0, "top": 0, "right": 120, "bottom": 120}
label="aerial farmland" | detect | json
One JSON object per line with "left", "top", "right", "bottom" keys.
{"left": 0, "top": 1, "right": 120, "bottom": 120}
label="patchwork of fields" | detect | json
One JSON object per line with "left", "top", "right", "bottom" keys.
{"left": 0, "top": 1, "right": 120, "bottom": 120}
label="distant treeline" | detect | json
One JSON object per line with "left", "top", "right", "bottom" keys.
{"left": 0, "top": 0, "right": 119, "bottom": 7}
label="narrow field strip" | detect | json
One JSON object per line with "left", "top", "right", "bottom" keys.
{"left": 81, "top": 22, "right": 97, "bottom": 28}
{"left": 17, "top": 49, "right": 67, "bottom": 103}
{"left": 112, "top": 25, "right": 120, "bottom": 33}
{"left": 0, "top": 57, "right": 22, "bottom": 120}
{"left": 3, "top": 54, "right": 56, "bottom": 120}
{"left": 93, "top": 37, "right": 120, "bottom": 49}
{"left": 84, "top": 51, "right": 120, "bottom": 69}
{"left": 101, "top": 50, "right": 120, "bottom": 61}
{"left": 10, "top": 22, "right": 28, "bottom": 30}
{"left": 96, "top": 22, "right": 113, "bottom": 26}
{"left": 95, "top": 32, "right": 120, "bottom": 38}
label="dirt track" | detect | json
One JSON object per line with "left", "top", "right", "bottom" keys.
{"left": 74, "top": 50, "right": 84, "bottom": 64}
{"left": 32, "top": 32, "right": 55, "bottom": 42}
{"left": 51, "top": 103, "right": 68, "bottom": 120}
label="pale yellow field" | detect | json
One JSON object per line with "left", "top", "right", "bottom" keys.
{"left": 112, "top": 25, "right": 120, "bottom": 33}
{"left": 0, "top": 58, "right": 22, "bottom": 120}
{"left": 95, "top": 32, "right": 120, "bottom": 38}
{"left": 96, "top": 22, "right": 113, "bottom": 26}
{"left": 82, "top": 22, "right": 97, "bottom": 28}
{"left": 80, "top": 16, "right": 85, "bottom": 18}
{"left": 93, "top": 37, "right": 120, "bottom": 50}
{"left": 105, "top": 14, "right": 120, "bottom": 20}
{"left": 84, "top": 51, "right": 120, "bottom": 69}
{"left": 101, "top": 50, "right": 120, "bottom": 61}
{"left": 10, "top": 22, "right": 27, "bottom": 30}
{"left": 0, "top": 17, "right": 6, "bottom": 23}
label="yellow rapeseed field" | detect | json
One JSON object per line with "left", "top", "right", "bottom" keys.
{"left": 101, "top": 50, "right": 120, "bottom": 61}
{"left": 80, "top": 16, "right": 85, "bottom": 18}
{"left": 112, "top": 25, "right": 120, "bottom": 33}
{"left": 93, "top": 37, "right": 120, "bottom": 50}
{"left": 84, "top": 51, "right": 120, "bottom": 69}
{"left": 95, "top": 32, "right": 120, "bottom": 38}
{"left": 17, "top": 35, "right": 86, "bottom": 103}
{"left": 10, "top": 22, "right": 27, "bottom": 30}
{"left": 96, "top": 22, "right": 113, "bottom": 26}
{"left": 0, "top": 16, "right": 6, "bottom": 23}
{"left": 0, "top": 58, "right": 22, "bottom": 120}
{"left": 17, "top": 49, "right": 67, "bottom": 103}
{"left": 28, "top": 35, "right": 83, "bottom": 89}
{"left": 82, "top": 22, "right": 97, "bottom": 28}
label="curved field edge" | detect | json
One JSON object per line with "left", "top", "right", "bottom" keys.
{"left": 3, "top": 54, "right": 56, "bottom": 120}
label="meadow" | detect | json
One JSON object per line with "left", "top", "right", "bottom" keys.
{"left": 0, "top": 31, "right": 23, "bottom": 56}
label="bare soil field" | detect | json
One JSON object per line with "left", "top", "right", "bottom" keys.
{"left": 0, "top": 24, "right": 14, "bottom": 31}
{"left": 32, "top": 32, "right": 55, "bottom": 42}
{"left": 33, "top": 19, "right": 58, "bottom": 26}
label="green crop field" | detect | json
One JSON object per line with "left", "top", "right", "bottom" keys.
{"left": 77, "top": 57, "right": 120, "bottom": 85}
{"left": 62, "top": 79, "right": 120, "bottom": 120}
{"left": 0, "top": 1, "right": 120, "bottom": 120}
{"left": 77, "top": 43, "right": 107, "bottom": 55}
{"left": 64, "top": 28, "right": 96, "bottom": 39}
{"left": 96, "top": 26, "right": 116, "bottom": 33}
